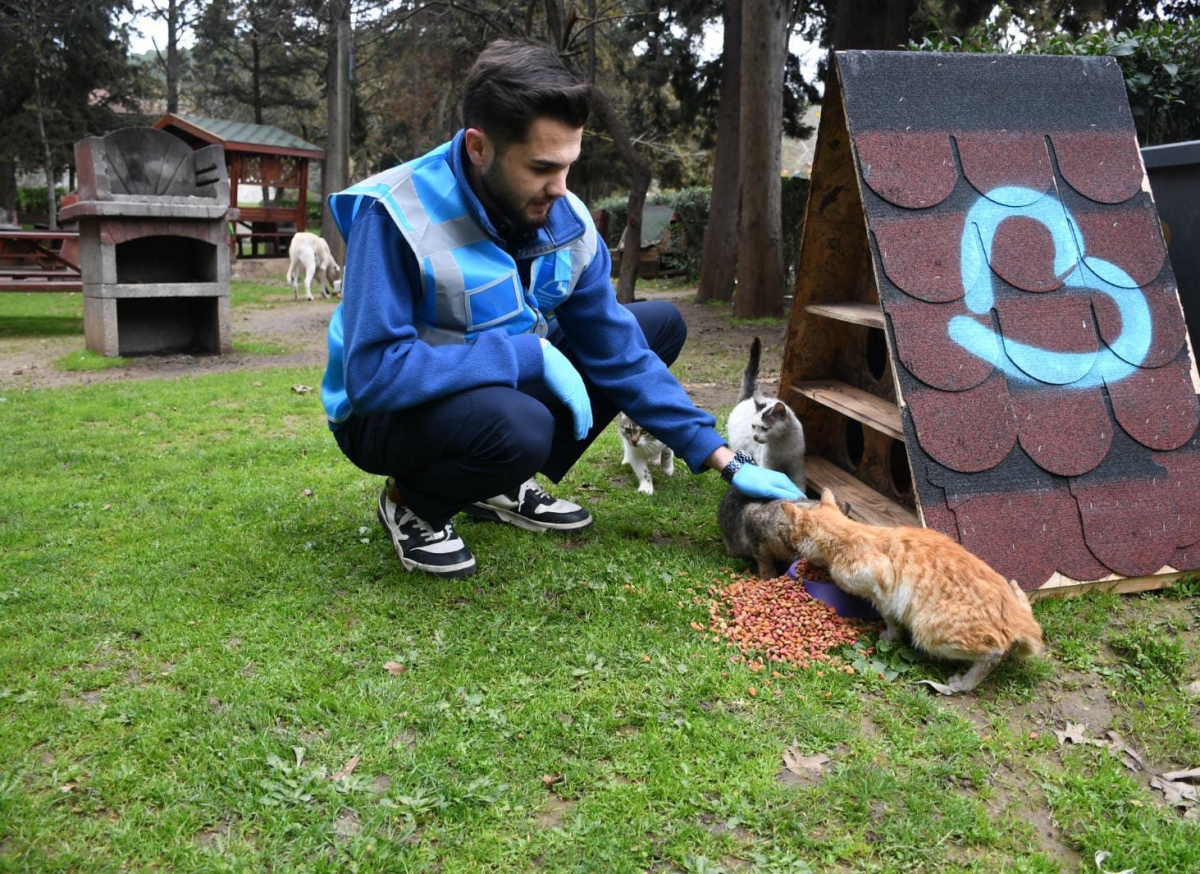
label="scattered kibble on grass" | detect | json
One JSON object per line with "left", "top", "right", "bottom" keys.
{"left": 701, "top": 570, "right": 872, "bottom": 667}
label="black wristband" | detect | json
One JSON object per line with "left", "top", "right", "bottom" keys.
{"left": 721, "top": 450, "right": 755, "bottom": 484}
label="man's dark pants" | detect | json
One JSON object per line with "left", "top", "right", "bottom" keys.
{"left": 333, "top": 300, "right": 687, "bottom": 528}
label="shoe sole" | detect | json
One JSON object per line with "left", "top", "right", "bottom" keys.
{"left": 377, "top": 502, "right": 477, "bottom": 578}
{"left": 462, "top": 502, "right": 593, "bottom": 533}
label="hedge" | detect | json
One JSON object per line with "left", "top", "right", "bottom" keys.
{"left": 16, "top": 186, "right": 67, "bottom": 216}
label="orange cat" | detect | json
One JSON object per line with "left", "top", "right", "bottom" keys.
{"left": 782, "top": 489, "right": 1045, "bottom": 694}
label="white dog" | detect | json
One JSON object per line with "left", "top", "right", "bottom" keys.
{"left": 287, "top": 232, "right": 342, "bottom": 300}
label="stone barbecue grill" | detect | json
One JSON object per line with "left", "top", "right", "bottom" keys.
{"left": 60, "top": 127, "right": 236, "bottom": 356}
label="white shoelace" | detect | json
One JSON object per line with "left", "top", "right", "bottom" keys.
{"left": 398, "top": 508, "right": 448, "bottom": 541}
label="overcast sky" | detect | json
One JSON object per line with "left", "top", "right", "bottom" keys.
{"left": 124, "top": 4, "right": 821, "bottom": 86}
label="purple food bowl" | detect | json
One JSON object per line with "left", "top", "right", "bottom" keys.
{"left": 786, "top": 560, "right": 881, "bottom": 620}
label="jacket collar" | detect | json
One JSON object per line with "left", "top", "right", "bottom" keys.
{"left": 445, "top": 129, "right": 586, "bottom": 259}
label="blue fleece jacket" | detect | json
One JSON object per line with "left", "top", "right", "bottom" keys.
{"left": 323, "top": 131, "right": 726, "bottom": 473}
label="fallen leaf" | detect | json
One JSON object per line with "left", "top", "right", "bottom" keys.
{"left": 541, "top": 774, "right": 563, "bottom": 788}
{"left": 1055, "top": 725, "right": 1146, "bottom": 772}
{"left": 782, "top": 746, "right": 831, "bottom": 778}
{"left": 1105, "top": 731, "right": 1144, "bottom": 772}
{"left": 331, "top": 754, "right": 361, "bottom": 781}
{"left": 1054, "top": 723, "right": 1089, "bottom": 745}
{"left": 302, "top": 489, "right": 313, "bottom": 497}
{"left": 1151, "top": 774, "right": 1199, "bottom": 807}
{"left": 292, "top": 384, "right": 313, "bottom": 394}
{"left": 1161, "top": 767, "right": 1200, "bottom": 783}
{"left": 383, "top": 661, "right": 407, "bottom": 675}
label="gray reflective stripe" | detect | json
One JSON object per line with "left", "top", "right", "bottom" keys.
{"left": 342, "top": 166, "right": 418, "bottom": 236}
{"left": 427, "top": 250, "right": 467, "bottom": 326}
{"left": 391, "top": 177, "right": 490, "bottom": 260}
{"left": 390, "top": 175, "right": 426, "bottom": 247}
{"left": 563, "top": 192, "right": 597, "bottom": 292}
{"left": 416, "top": 324, "right": 469, "bottom": 346}
{"left": 568, "top": 238, "right": 590, "bottom": 290}
{"left": 414, "top": 216, "right": 489, "bottom": 258}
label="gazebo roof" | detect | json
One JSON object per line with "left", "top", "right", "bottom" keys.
{"left": 153, "top": 112, "right": 325, "bottom": 160}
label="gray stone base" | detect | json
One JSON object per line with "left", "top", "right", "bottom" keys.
{"left": 84, "top": 292, "right": 232, "bottom": 357}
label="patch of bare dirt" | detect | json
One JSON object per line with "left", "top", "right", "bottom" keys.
{"left": 0, "top": 279, "right": 771, "bottom": 413}
{"left": 0, "top": 291, "right": 334, "bottom": 392}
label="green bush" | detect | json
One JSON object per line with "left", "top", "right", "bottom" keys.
{"left": 16, "top": 186, "right": 67, "bottom": 217}
{"left": 593, "top": 178, "right": 810, "bottom": 282}
{"left": 911, "top": 8, "right": 1200, "bottom": 146}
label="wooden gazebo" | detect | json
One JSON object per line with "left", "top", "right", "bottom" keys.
{"left": 153, "top": 112, "right": 325, "bottom": 258}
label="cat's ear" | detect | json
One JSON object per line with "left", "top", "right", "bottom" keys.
{"left": 820, "top": 488, "right": 837, "bottom": 508}
{"left": 781, "top": 502, "right": 803, "bottom": 524}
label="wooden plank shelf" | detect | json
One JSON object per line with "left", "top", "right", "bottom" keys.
{"left": 805, "top": 456, "right": 919, "bottom": 528}
{"left": 805, "top": 302, "right": 884, "bottom": 329}
{"left": 791, "top": 379, "right": 904, "bottom": 441}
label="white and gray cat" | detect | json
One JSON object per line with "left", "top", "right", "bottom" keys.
{"left": 726, "top": 337, "right": 807, "bottom": 491}
{"left": 618, "top": 412, "right": 674, "bottom": 494}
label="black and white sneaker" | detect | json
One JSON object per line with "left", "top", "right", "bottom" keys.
{"left": 463, "top": 477, "right": 593, "bottom": 533}
{"left": 377, "top": 486, "right": 476, "bottom": 577}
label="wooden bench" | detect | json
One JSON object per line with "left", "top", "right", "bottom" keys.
{"left": 0, "top": 230, "right": 82, "bottom": 292}
{"left": 233, "top": 206, "right": 300, "bottom": 258}
{"left": 235, "top": 230, "right": 294, "bottom": 258}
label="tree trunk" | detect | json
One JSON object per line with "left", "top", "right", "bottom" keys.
{"left": 0, "top": 159, "right": 16, "bottom": 226}
{"left": 321, "top": 0, "right": 350, "bottom": 263}
{"left": 830, "top": 0, "right": 917, "bottom": 50}
{"left": 695, "top": 0, "right": 742, "bottom": 305}
{"left": 166, "top": 0, "right": 180, "bottom": 112}
{"left": 33, "top": 74, "right": 56, "bottom": 230}
{"left": 735, "top": 0, "right": 788, "bottom": 319}
{"left": 544, "top": 0, "right": 649, "bottom": 301}
{"left": 252, "top": 39, "right": 264, "bottom": 124}
{"left": 590, "top": 88, "right": 652, "bottom": 304}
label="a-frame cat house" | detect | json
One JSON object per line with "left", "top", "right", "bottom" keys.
{"left": 779, "top": 50, "right": 1200, "bottom": 598}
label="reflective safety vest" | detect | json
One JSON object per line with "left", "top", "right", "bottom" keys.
{"left": 327, "top": 140, "right": 598, "bottom": 346}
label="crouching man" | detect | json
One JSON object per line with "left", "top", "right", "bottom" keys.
{"left": 321, "top": 39, "right": 800, "bottom": 577}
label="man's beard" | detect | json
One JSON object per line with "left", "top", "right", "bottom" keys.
{"left": 482, "top": 160, "right": 549, "bottom": 231}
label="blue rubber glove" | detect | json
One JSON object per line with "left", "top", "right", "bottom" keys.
{"left": 541, "top": 340, "right": 593, "bottom": 440}
{"left": 731, "top": 462, "right": 804, "bottom": 500}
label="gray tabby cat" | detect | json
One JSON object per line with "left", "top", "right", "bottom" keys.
{"left": 718, "top": 489, "right": 818, "bottom": 578}
{"left": 725, "top": 337, "right": 807, "bottom": 491}
{"left": 618, "top": 412, "right": 674, "bottom": 494}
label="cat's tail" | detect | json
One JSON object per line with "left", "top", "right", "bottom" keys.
{"left": 1007, "top": 580, "right": 1046, "bottom": 658}
{"left": 738, "top": 337, "right": 761, "bottom": 403}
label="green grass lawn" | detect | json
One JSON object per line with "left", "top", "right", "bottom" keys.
{"left": 1, "top": 290, "right": 1198, "bottom": 872}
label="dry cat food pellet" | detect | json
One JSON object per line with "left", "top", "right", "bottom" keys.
{"left": 701, "top": 571, "right": 868, "bottom": 668}
{"left": 788, "top": 558, "right": 832, "bottom": 582}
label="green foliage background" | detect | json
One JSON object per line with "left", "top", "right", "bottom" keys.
{"left": 912, "top": 6, "right": 1200, "bottom": 145}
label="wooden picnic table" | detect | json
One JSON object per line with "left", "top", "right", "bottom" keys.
{"left": 0, "top": 229, "right": 82, "bottom": 292}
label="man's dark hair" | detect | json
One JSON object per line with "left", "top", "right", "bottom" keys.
{"left": 462, "top": 40, "right": 591, "bottom": 149}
